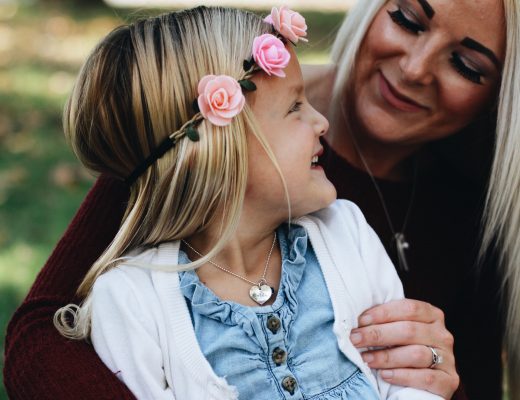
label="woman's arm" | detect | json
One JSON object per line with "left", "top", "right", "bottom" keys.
{"left": 3, "top": 176, "right": 133, "bottom": 400}
{"left": 350, "top": 300, "right": 462, "bottom": 399}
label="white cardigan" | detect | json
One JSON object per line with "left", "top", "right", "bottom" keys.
{"left": 90, "top": 200, "right": 442, "bottom": 400}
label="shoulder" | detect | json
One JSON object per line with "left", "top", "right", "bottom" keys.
{"left": 301, "top": 64, "right": 336, "bottom": 116}
{"left": 296, "top": 200, "right": 369, "bottom": 249}
{"left": 310, "top": 199, "right": 367, "bottom": 230}
{"left": 91, "top": 246, "right": 163, "bottom": 303}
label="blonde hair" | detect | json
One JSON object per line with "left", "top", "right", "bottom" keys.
{"left": 329, "top": 0, "right": 385, "bottom": 113}
{"left": 54, "top": 7, "right": 286, "bottom": 339}
{"left": 483, "top": 1, "right": 520, "bottom": 398}
{"left": 331, "top": 0, "right": 520, "bottom": 397}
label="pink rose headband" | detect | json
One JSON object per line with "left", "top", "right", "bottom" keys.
{"left": 125, "top": 6, "right": 307, "bottom": 185}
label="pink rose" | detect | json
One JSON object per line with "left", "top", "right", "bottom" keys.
{"left": 197, "top": 75, "right": 245, "bottom": 126}
{"left": 264, "top": 6, "right": 308, "bottom": 44}
{"left": 252, "top": 34, "right": 291, "bottom": 78}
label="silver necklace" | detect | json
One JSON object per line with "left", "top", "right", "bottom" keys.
{"left": 358, "top": 154, "right": 417, "bottom": 272}
{"left": 182, "top": 233, "right": 277, "bottom": 305}
{"left": 340, "top": 105, "right": 416, "bottom": 272}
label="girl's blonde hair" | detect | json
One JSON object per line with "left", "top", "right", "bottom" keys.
{"left": 331, "top": 1, "right": 520, "bottom": 397}
{"left": 54, "top": 7, "right": 285, "bottom": 339}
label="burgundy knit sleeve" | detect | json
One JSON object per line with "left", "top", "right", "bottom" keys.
{"left": 3, "top": 176, "right": 136, "bottom": 400}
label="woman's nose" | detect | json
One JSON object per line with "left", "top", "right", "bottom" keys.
{"left": 399, "top": 43, "right": 436, "bottom": 86}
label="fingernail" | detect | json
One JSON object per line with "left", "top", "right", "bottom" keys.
{"left": 381, "top": 370, "right": 394, "bottom": 379}
{"left": 362, "top": 353, "right": 374, "bottom": 363}
{"left": 350, "top": 332, "right": 362, "bottom": 344}
{"left": 359, "top": 314, "right": 373, "bottom": 326}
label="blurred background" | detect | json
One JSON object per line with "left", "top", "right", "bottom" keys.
{"left": 0, "top": 0, "right": 347, "bottom": 398}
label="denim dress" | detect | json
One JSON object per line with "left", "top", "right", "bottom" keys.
{"left": 178, "top": 224, "right": 379, "bottom": 400}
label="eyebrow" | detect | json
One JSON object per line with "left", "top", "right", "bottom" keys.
{"left": 283, "top": 83, "right": 304, "bottom": 104}
{"left": 461, "top": 37, "right": 501, "bottom": 69}
{"left": 416, "top": 0, "right": 435, "bottom": 19}
{"left": 289, "top": 83, "right": 304, "bottom": 96}
{"left": 278, "top": 83, "right": 303, "bottom": 111}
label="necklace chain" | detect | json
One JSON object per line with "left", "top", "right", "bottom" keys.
{"left": 182, "top": 232, "right": 277, "bottom": 287}
{"left": 339, "top": 103, "right": 416, "bottom": 271}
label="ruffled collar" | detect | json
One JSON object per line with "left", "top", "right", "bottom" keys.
{"left": 178, "top": 223, "right": 309, "bottom": 325}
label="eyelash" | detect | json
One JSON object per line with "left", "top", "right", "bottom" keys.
{"left": 387, "top": 8, "right": 424, "bottom": 34}
{"left": 450, "top": 53, "right": 483, "bottom": 84}
{"left": 289, "top": 101, "right": 302, "bottom": 113}
{"left": 388, "top": 8, "right": 485, "bottom": 85}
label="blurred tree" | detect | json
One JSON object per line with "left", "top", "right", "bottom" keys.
{"left": 37, "top": 0, "right": 107, "bottom": 7}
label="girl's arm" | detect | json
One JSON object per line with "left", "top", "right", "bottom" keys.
{"left": 3, "top": 176, "right": 133, "bottom": 400}
{"left": 89, "top": 269, "right": 176, "bottom": 400}
{"left": 339, "top": 201, "right": 456, "bottom": 399}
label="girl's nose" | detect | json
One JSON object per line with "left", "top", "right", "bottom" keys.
{"left": 313, "top": 108, "right": 329, "bottom": 137}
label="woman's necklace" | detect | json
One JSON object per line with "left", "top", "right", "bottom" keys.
{"left": 340, "top": 105, "right": 416, "bottom": 272}
{"left": 357, "top": 152, "right": 417, "bottom": 272}
{"left": 182, "top": 233, "right": 277, "bottom": 305}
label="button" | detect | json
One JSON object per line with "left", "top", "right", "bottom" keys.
{"left": 267, "top": 316, "right": 281, "bottom": 334}
{"left": 281, "top": 376, "right": 297, "bottom": 395}
{"left": 272, "top": 347, "right": 287, "bottom": 366}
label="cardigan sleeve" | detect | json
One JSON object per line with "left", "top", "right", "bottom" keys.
{"left": 90, "top": 269, "right": 176, "bottom": 400}
{"left": 3, "top": 176, "right": 136, "bottom": 400}
{"left": 337, "top": 201, "right": 444, "bottom": 400}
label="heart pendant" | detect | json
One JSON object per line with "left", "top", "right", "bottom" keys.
{"left": 249, "top": 284, "right": 273, "bottom": 305}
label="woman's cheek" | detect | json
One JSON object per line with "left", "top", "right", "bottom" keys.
{"left": 439, "top": 79, "right": 495, "bottom": 126}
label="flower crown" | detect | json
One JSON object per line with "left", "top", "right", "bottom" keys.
{"left": 125, "top": 6, "right": 308, "bottom": 185}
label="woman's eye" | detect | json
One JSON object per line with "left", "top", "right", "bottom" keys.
{"left": 450, "top": 53, "right": 484, "bottom": 84}
{"left": 289, "top": 101, "right": 302, "bottom": 114}
{"left": 387, "top": 8, "right": 425, "bottom": 34}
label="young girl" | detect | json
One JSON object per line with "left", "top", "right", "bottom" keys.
{"left": 55, "top": 6, "right": 443, "bottom": 400}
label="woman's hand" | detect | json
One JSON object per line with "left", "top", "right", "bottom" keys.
{"left": 350, "top": 299, "right": 459, "bottom": 398}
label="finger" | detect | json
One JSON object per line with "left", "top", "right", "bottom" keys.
{"left": 358, "top": 299, "right": 444, "bottom": 327}
{"left": 361, "top": 345, "right": 455, "bottom": 372}
{"left": 379, "top": 368, "right": 460, "bottom": 399}
{"left": 350, "top": 321, "right": 439, "bottom": 348}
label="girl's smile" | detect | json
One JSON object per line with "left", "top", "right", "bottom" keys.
{"left": 246, "top": 46, "right": 336, "bottom": 222}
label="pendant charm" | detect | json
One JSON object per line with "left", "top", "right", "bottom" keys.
{"left": 249, "top": 284, "right": 273, "bottom": 305}
{"left": 395, "top": 232, "right": 410, "bottom": 272}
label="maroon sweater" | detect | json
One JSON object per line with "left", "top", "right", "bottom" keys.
{"left": 3, "top": 145, "right": 502, "bottom": 399}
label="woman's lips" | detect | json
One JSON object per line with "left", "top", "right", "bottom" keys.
{"left": 379, "top": 72, "right": 427, "bottom": 113}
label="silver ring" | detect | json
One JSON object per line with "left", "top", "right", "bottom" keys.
{"left": 428, "top": 346, "right": 443, "bottom": 368}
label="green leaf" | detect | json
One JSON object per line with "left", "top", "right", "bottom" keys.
{"left": 192, "top": 99, "right": 200, "bottom": 113}
{"left": 185, "top": 125, "right": 200, "bottom": 142}
{"left": 243, "top": 58, "right": 254, "bottom": 72}
{"left": 238, "top": 79, "right": 257, "bottom": 92}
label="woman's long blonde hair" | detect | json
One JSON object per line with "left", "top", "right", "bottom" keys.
{"left": 331, "top": 1, "right": 520, "bottom": 397}
{"left": 54, "top": 7, "right": 284, "bottom": 340}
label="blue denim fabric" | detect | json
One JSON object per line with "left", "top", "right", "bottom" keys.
{"left": 179, "top": 224, "right": 379, "bottom": 400}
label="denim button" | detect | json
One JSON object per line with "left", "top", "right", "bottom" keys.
{"left": 272, "top": 347, "right": 287, "bottom": 366}
{"left": 281, "top": 376, "right": 297, "bottom": 395}
{"left": 267, "top": 315, "right": 281, "bottom": 334}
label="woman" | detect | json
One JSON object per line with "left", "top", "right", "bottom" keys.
{"left": 303, "top": 0, "right": 517, "bottom": 398}
{"left": 3, "top": 0, "right": 517, "bottom": 399}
